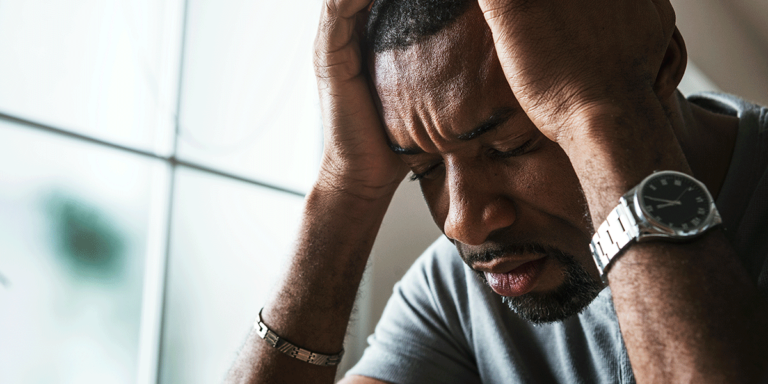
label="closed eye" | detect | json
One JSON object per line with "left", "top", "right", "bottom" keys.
{"left": 489, "top": 139, "right": 533, "bottom": 159}
{"left": 409, "top": 162, "right": 444, "bottom": 181}
{"left": 409, "top": 139, "right": 535, "bottom": 182}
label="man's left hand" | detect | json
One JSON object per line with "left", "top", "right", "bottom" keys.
{"left": 477, "top": 0, "right": 677, "bottom": 145}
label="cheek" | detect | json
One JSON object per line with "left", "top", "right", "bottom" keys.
{"left": 423, "top": 190, "right": 445, "bottom": 233}
{"left": 419, "top": 173, "right": 454, "bottom": 233}
{"left": 519, "top": 142, "right": 590, "bottom": 229}
{"left": 416, "top": 141, "right": 591, "bottom": 236}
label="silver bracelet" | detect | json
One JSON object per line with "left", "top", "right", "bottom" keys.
{"left": 254, "top": 308, "right": 344, "bottom": 367}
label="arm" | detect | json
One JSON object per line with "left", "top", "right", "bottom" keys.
{"left": 566, "top": 93, "right": 768, "bottom": 384}
{"left": 225, "top": 188, "right": 394, "bottom": 384}
{"left": 478, "top": 0, "right": 768, "bottom": 382}
{"left": 225, "top": 0, "right": 406, "bottom": 382}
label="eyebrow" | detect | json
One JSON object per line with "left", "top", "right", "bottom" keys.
{"left": 388, "top": 107, "right": 518, "bottom": 155}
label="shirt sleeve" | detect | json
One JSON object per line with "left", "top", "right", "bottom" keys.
{"left": 346, "top": 238, "right": 481, "bottom": 384}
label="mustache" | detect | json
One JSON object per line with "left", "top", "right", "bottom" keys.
{"left": 460, "top": 242, "right": 569, "bottom": 265}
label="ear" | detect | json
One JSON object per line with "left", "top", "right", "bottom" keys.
{"left": 654, "top": 26, "right": 688, "bottom": 98}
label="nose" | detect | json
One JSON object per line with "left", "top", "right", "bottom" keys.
{"left": 442, "top": 165, "right": 516, "bottom": 246}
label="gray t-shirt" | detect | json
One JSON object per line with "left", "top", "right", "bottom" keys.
{"left": 347, "top": 93, "right": 768, "bottom": 383}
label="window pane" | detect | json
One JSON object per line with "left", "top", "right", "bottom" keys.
{"left": 0, "top": 120, "right": 168, "bottom": 383}
{"left": 0, "top": 0, "right": 183, "bottom": 155}
{"left": 159, "top": 167, "right": 304, "bottom": 384}
{"left": 177, "top": 0, "right": 323, "bottom": 192}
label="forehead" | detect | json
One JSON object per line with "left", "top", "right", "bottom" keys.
{"left": 371, "top": 7, "right": 513, "bottom": 148}
{"left": 372, "top": 9, "right": 495, "bottom": 97}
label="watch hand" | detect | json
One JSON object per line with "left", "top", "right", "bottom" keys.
{"left": 657, "top": 202, "right": 682, "bottom": 209}
{"left": 644, "top": 196, "right": 677, "bottom": 204}
{"left": 674, "top": 188, "right": 690, "bottom": 202}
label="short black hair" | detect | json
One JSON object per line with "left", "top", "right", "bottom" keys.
{"left": 366, "top": 0, "right": 472, "bottom": 53}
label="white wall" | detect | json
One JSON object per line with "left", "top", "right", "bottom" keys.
{"left": 672, "top": 0, "right": 768, "bottom": 105}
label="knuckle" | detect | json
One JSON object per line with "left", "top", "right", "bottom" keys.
{"left": 324, "top": 0, "right": 339, "bottom": 15}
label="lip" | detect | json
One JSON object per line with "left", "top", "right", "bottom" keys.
{"left": 481, "top": 257, "right": 548, "bottom": 297}
{"left": 472, "top": 255, "right": 545, "bottom": 275}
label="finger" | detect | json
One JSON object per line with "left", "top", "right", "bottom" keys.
{"left": 315, "top": 1, "right": 371, "bottom": 83}
{"left": 316, "top": 0, "right": 371, "bottom": 57}
{"left": 328, "top": 0, "right": 372, "bottom": 20}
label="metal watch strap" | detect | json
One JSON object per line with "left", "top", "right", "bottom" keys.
{"left": 254, "top": 308, "right": 344, "bottom": 367}
{"left": 589, "top": 197, "right": 639, "bottom": 283}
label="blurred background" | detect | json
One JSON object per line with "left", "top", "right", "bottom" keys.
{"left": 0, "top": 0, "right": 764, "bottom": 383}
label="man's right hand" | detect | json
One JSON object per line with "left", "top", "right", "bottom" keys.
{"left": 314, "top": 0, "right": 409, "bottom": 201}
{"left": 225, "top": 3, "right": 406, "bottom": 383}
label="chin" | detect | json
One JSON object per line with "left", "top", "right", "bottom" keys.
{"left": 479, "top": 250, "right": 605, "bottom": 325}
{"left": 501, "top": 280, "right": 604, "bottom": 325}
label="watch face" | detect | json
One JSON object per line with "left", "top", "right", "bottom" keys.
{"left": 639, "top": 173, "right": 711, "bottom": 231}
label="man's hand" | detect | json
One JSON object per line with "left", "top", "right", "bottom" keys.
{"left": 476, "top": 2, "right": 768, "bottom": 384}
{"left": 477, "top": 0, "right": 676, "bottom": 144}
{"left": 225, "top": 2, "right": 405, "bottom": 383}
{"left": 314, "top": 0, "right": 408, "bottom": 200}
{"left": 478, "top": 0, "right": 689, "bottom": 219}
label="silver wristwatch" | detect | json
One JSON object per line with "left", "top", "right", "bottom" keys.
{"left": 590, "top": 170, "right": 722, "bottom": 282}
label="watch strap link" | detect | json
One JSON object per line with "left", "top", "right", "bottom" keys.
{"left": 254, "top": 308, "right": 344, "bottom": 367}
{"left": 590, "top": 197, "right": 638, "bottom": 282}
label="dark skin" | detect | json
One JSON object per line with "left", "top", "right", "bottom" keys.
{"left": 371, "top": 1, "right": 738, "bottom": 301}
{"left": 373, "top": 11, "right": 597, "bottom": 291}
{"left": 226, "top": 0, "right": 767, "bottom": 383}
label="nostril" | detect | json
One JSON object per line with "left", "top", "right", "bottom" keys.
{"left": 444, "top": 212, "right": 486, "bottom": 246}
{"left": 444, "top": 196, "right": 516, "bottom": 246}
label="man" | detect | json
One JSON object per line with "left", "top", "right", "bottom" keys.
{"left": 227, "top": 0, "right": 768, "bottom": 382}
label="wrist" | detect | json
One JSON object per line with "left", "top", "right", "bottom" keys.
{"left": 557, "top": 91, "right": 691, "bottom": 224}
{"left": 308, "top": 172, "right": 399, "bottom": 228}
{"left": 556, "top": 87, "right": 661, "bottom": 153}
{"left": 315, "top": 160, "right": 405, "bottom": 203}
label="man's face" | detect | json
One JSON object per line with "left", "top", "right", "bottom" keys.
{"left": 371, "top": 9, "right": 604, "bottom": 323}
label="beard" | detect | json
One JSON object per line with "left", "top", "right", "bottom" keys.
{"left": 468, "top": 243, "right": 605, "bottom": 325}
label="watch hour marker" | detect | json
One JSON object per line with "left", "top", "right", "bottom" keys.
{"left": 674, "top": 179, "right": 682, "bottom": 186}
{"left": 660, "top": 179, "right": 668, "bottom": 186}
{"left": 649, "top": 184, "right": 657, "bottom": 191}
{"left": 695, "top": 197, "right": 704, "bottom": 203}
{"left": 691, "top": 217, "right": 701, "bottom": 226}
{"left": 697, "top": 208, "right": 706, "bottom": 215}
{"left": 682, "top": 223, "right": 689, "bottom": 230}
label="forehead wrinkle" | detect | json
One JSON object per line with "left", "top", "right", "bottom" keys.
{"left": 376, "top": 57, "right": 457, "bottom": 154}
{"left": 379, "top": 87, "right": 439, "bottom": 154}
{"left": 408, "top": 102, "right": 443, "bottom": 153}
{"left": 423, "top": 103, "right": 464, "bottom": 152}
{"left": 373, "top": 6, "right": 503, "bottom": 153}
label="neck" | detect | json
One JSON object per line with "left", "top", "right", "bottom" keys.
{"left": 669, "top": 91, "right": 739, "bottom": 199}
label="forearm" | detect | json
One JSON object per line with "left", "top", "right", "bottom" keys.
{"left": 564, "top": 91, "right": 768, "bottom": 382}
{"left": 561, "top": 90, "right": 690, "bottom": 216}
{"left": 611, "top": 232, "right": 768, "bottom": 382}
{"left": 226, "top": 181, "right": 396, "bottom": 384}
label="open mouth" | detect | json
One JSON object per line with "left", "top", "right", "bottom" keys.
{"left": 482, "top": 257, "right": 548, "bottom": 297}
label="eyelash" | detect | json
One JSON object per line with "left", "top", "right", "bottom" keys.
{"left": 409, "top": 139, "right": 534, "bottom": 181}
{"left": 489, "top": 139, "right": 533, "bottom": 159}
{"left": 409, "top": 164, "right": 442, "bottom": 181}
